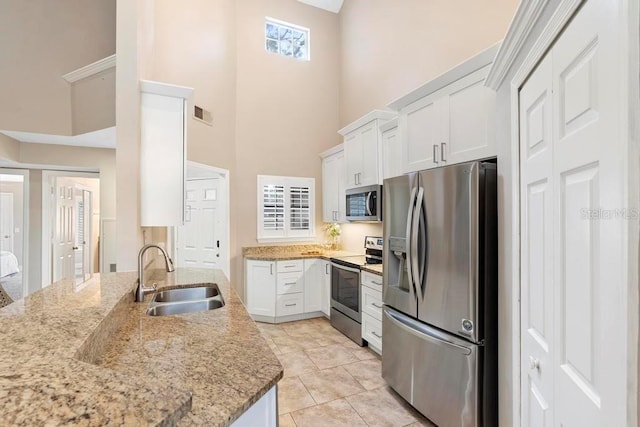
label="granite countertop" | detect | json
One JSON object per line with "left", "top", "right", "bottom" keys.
{"left": 0, "top": 268, "right": 282, "bottom": 426}
{"left": 243, "top": 244, "right": 359, "bottom": 261}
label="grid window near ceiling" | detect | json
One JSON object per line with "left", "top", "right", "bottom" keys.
{"left": 265, "top": 18, "right": 309, "bottom": 60}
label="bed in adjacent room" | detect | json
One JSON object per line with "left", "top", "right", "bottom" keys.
{"left": 0, "top": 251, "right": 20, "bottom": 278}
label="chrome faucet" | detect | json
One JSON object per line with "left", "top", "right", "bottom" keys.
{"left": 135, "top": 244, "right": 175, "bottom": 302}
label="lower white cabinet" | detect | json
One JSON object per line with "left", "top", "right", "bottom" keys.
{"left": 303, "top": 259, "right": 323, "bottom": 313}
{"left": 245, "top": 260, "right": 276, "bottom": 317}
{"left": 321, "top": 260, "right": 331, "bottom": 317}
{"left": 246, "top": 258, "right": 328, "bottom": 322}
{"left": 361, "top": 270, "right": 383, "bottom": 354}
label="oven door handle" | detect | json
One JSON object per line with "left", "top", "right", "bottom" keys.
{"left": 331, "top": 262, "right": 361, "bottom": 275}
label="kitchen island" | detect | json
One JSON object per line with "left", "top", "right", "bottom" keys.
{"left": 0, "top": 268, "right": 283, "bottom": 426}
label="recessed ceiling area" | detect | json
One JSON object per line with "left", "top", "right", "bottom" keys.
{"left": 297, "top": 0, "right": 344, "bottom": 13}
{"left": 0, "top": 126, "right": 116, "bottom": 149}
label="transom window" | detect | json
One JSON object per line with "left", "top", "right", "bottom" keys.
{"left": 257, "top": 175, "right": 315, "bottom": 242}
{"left": 265, "top": 18, "right": 310, "bottom": 61}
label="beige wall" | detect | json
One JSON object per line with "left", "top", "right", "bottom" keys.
{"left": 233, "top": 0, "right": 341, "bottom": 297}
{"left": 72, "top": 68, "right": 116, "bottom": 135}
{"left": 0, "top": 0, "right": 116, "bottom": 135}
{"left": 338, "top": 0, "right": 518, "bottom": 126}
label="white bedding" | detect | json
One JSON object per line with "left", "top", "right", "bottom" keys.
{"left": 0, "top": 251, "right": 19, "bottom": 278}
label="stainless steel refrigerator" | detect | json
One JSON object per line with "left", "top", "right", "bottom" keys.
{"left": 382, "top": 161, "right": 497, "bottom": 427}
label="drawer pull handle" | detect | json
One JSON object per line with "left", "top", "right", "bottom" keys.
{"left": 372, "top": 303, "right": 383, "bottom": 309}
{"left": 371, "top": 281, "right": 382, "bottom": 286}
{"left": 371, "top": 331, "right": 382, "bottom": 339}
{"left": 285, "top": 282, "right": 296, "bottom": 286}
{"left": 284, "top": 265, "right": 296, "bottom": 268}
{"left": 285, "top": 303, "right": 297, "bottom": 307}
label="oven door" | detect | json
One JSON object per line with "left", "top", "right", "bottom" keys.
{"left": 346, "top": 185, "right": 382, "bottom": 221}
{"left": 330, "top": 262, "right": 361, "bottom": 322}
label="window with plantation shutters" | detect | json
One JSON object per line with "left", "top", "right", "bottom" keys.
{"left": 257, "top": 175, "right": 315, "bottom": 242}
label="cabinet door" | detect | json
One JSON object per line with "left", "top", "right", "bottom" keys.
{"left": 359, "top": 121, "right": 380, "bottom": 186}
{"left": 140, "top": 92, "right": 186, "bottom": 226}
{"left": 322, "top": 151, "right": 345, "bottom": 222}
{"left": 441, "top": 65, "right": 495, "bottom": 165}
{"left": 401, "top": 94, "right": 444, "bottom": 173}
{"left": 382, "top": 125, "right": 402, "bottom": 180}
{"left": 245, "top": 260, "right": 276, "bottom": 317}
{"left": 321, "top": 260, "right": 331, "bottom": 317}
{"left": 303, "top": 258, "right": 323, "bottom": 313}
{"left": 344, "top": 132, "right": 362, "bottom": 188}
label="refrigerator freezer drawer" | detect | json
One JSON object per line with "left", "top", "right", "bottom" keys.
{"left": 382, "top": 307, "right": 482, "bottom": 427}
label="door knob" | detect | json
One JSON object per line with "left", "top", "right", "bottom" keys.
{"left": 72, "top": 246, "right": 79, "bottom": 250}
{"left": 529, "top": 356, "right": 540, "bottom": 371}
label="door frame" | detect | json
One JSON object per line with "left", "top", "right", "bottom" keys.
{"left": 0, "top": 168, "right": 29, "bottom": 298}
{"left": 42, "top": 170, "right": 99, "bottom": 287}
{"left": 506, "top": 0, "right": 639, "bottom": 424}
{"left": 170, "top": 161, "right": 230, "bottom": 279}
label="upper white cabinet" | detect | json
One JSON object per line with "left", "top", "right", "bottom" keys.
{"left": 338, "top": 110, "right": 397, "bottom": 189}
{"left": 320, "top": 145, "right": 346, "bottom": 223}
{"left": 380, "top": 118, "right": 402, "bottom": 180}
{"left": 140, "top": 80, "right": 193, "bottom": 226}
{"left": 389, "top": 45, "right": 499, "bottom": 173}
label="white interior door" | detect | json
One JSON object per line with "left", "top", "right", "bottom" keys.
{"left": 73, "top": 187, "right": 92, "bottom": 285}
{"left": 53, "top": 179, "right": 75, "bottom": 282}
{"left": 519, "top": 1, "right": 626, "bottom": 425}
{"left": 519, "top": 53, "right": 554, "bottom": 426}
{"left": 0, "top": 192, "right": 14, "bottom": 253}
{"left": 177, "top": 178, "right": 225, "bottom": 270}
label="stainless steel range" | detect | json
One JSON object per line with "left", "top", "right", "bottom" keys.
{"left": 330, "top": 236, "right": 382, "bottom": 345}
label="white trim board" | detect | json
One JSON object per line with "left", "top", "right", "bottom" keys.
{"left": 62, "top": 54, "right": 116, "bottom": 83}
{"left": 485, "top": 0, "right": 549, "bottom": 90}
{"left": 338, "top": 110, "right": 397, "bottom": 136}
{"left": 319, "top": 143, "right": 344, "bottom": 159}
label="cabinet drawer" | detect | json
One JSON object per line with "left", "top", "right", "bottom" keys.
{"left": 277, "top": 293, "right": 304, "bottom": 316}
{"left": 361, "top": 270, "right": 383, "bottom": 291}
{"left": 277, "top": 272, "right": 304, "bottom": 294}
{"left": 362, "top": 313, "right": 382, "bottom": 352}
{"left": 361, "top": 285, "right": 383, "bottom": 321}
{"left": 277, "top": 260, "right": 303, "bottom": 273}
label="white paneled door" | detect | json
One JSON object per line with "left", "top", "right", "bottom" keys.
{"left": 53, "top": 179, "right": 75, "bottom": 282}
{"left": 177, "top": 178, "right": 225, "bottom": 271}
{"left": 0, "top": 193, "right": 14, "bottom": 253}
{"left": 519, "top": 1, "right": 625, "bottom": 426}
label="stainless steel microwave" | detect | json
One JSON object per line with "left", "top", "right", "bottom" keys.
{"left": 345, "top": 185, "right": 382, "bottom": 222}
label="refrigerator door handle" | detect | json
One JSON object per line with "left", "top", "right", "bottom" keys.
{"left": 405, "top": 186, "right": 418, "bottom": 297}
{"left": 411, "top": 187, "right": 424, "bottom": 305}
{"left": 384, "top": 307, "right": 472, "bottom": 355}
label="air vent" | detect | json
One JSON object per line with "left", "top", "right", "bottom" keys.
{"left": 193, "top": 105, "right": 213, "bottom": 125}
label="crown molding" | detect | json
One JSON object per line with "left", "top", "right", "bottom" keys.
{"left": 62, "top": 54, "right": 116, "bottom": 83}
{"left": 485, "top": 0, "right": 549, "bottom": 90}
{"left": 338, "top": 110, "right": 397, "bottom": 136}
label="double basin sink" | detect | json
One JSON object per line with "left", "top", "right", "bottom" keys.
{"left": 146, "top": 284, "right": 225, "bottom": 316}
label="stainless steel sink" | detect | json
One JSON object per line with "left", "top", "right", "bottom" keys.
{"left": 146, "top": 299, "right": 224, "bottom": 316}
{"left": 146, "top": 284, "right": 225, "bottom": 317}
{"left": 152, "top": 285, "right": 220, "bottom": 303}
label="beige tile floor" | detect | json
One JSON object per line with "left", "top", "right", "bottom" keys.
{"left": 256, "top": 317, "right": 437, "bottom": 427}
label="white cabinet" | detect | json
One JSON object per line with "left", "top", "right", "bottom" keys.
{"left": 303, "top": 259, "right": 323, "bottom": 313}
{"left": 339, "top": 110, "right": 397, "bottom": 189}
{"left": 321, "top": 260, "right": 331, "bottom": 317}
{"left": 245, "top": 257, "right": 327, "bottom": 322}
{"left": 389, "top": 48, "right": 498, "bottom": 173}
{"left": 380, "top": 118, "right": 402, "bottom": 180}
{"left": 245, "top": 260, "right": 276, "bottom": 317}
{"left": 361, "top": 270, "right": 383, "bottom": 354}
{"left": 139, "top": 80, "right": 193, "bottom": 226}
{"left": 321, "top": 146, "right": 346, "bottom": 223}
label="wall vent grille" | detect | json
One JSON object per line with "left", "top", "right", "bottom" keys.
{"left": 194, "top": 105, "right": 213, "bottom": 125}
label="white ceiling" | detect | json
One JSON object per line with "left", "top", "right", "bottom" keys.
{"left": 297, "top": 0, "right": 344, "bottom": 13}
{"left": 0, "top": 126, "right": 116, "bottom": 149}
